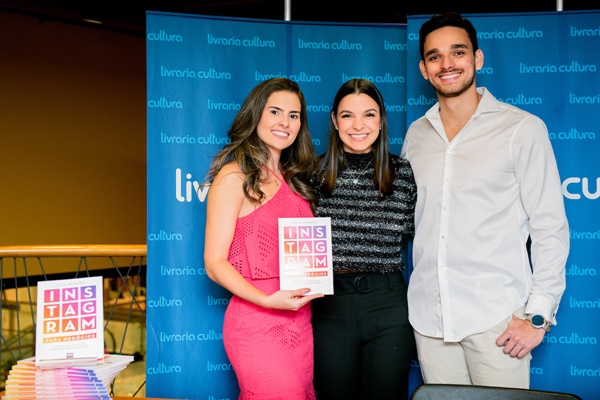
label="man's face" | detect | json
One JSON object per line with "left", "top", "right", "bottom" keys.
{"left": 419, "top": 26, "right": 483, "bottom": 98}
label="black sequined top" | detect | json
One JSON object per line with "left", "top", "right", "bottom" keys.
{"left": 315, "top": 152, "right": 417, "bottom": 274}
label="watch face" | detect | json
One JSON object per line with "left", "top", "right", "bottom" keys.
{"left": 531, "top": 314, "right": 545, "bottom": 327}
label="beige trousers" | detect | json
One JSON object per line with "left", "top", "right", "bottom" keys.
{"left": 414, "top": 307, "right": 531, "bottom": 388}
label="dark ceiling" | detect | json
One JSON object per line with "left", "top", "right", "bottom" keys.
{"left": 0, "top": 0, "right": 596, "bottom": 37}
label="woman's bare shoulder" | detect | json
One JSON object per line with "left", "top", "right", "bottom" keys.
{"left": 213, "top": 161, "right": 245, "bottom": 186}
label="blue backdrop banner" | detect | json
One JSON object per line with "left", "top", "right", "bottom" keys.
{"left": 146, "top": 12, "right": 408, "bottom": 399}
{"left": 147, "top": 10, "right": 599, "bottom": 399}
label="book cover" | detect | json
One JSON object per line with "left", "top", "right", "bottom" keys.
{"left": 278, "top": 217, "right": 334, "bottom": 295}
{"left": 34, "top": 276, "right": 104, "bottom": 367}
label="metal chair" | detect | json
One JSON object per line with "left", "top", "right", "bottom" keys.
{"left": 410, "top": 384, "right": 583, "bottom": 400}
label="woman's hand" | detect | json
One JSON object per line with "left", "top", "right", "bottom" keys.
{"left": 261, "top": 288, "right": 325, "bottom": 311}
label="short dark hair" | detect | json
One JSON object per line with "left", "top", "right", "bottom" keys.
{"left": 419, "top": 12, "right": 479, "bottom": 61}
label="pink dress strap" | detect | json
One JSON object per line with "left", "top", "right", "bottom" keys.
{"left": 265, "top": 165, "right": 284, "bottom": 185}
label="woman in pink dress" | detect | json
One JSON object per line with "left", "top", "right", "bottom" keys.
{"left": 203, "top": 78, "right": 324, "bottom": 399}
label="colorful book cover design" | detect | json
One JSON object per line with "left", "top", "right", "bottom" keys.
{"left": 278, "top": 217, "right": 333, "bottom": 295}
{"left": 35, "top": 276, "right": 104, "bottom": 366}
{"left": 5, "top": 354, "right": 133, "bottom": 399}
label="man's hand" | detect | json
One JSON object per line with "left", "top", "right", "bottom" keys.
{"left": 496, "top": 315, "right": 546, "bottom": 358}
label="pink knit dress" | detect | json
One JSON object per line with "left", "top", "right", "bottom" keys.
{"left": 225, "top": 175, "right": 316, "bottom": 400}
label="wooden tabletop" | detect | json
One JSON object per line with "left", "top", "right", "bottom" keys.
{"left": 0, "top": 393, "right": 180, "bottom": 400}
{"left": 112, "top": 397, "right": 182, "bottom": 400}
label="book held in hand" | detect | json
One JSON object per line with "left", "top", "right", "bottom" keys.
{"left": 278, "top": 217, "right": 334, "bottom": 295}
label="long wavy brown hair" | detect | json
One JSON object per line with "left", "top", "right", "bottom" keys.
{"left": 203, "top": 78, "right": 318, "bottom": 210}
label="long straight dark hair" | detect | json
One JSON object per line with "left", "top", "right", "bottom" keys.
{"left": 316, "top": 78, "right": 395, "bottom": 200}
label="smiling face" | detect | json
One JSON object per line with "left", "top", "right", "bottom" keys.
{"left": 419, "top": 26, "right": 483, "bottom": 98}
{"left": 332, "top": 93, "right": 380, "bottom": 154}
{"left": 256, "top": 90, "right": 302, "bottom": 155}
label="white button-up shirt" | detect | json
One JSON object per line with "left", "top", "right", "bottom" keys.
{"left": 401, "top": 87, "right": 569, "bottom": 342}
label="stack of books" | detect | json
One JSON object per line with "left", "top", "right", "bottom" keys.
{"left": 3, "top": 354, "right": 135, "bottom": 399}
{"left": 2, "top": 276, "right": 135, "bottom": 399}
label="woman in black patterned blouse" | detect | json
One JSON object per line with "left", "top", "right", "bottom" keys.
{"left": 312, "top": 78, "right": 417, "bottom": 400}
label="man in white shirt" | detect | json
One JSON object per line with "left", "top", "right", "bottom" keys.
{"left": 400, "top": 12, "right": 570, "bottom": 388}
